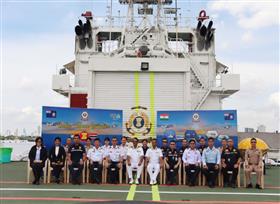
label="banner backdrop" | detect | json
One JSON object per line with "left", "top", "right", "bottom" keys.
{"left": 157, "top": 110, "right": 238, "bottom": 148}
{"left": 42, "top": 106, "right": 123, "bottom": 149}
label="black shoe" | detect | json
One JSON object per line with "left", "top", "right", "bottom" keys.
{"left": 35, "top": 181, "right": 40, "bottom": 185}
{"left": 56, "top": 179, "right": 60, "bottom": 184}
{"left": 256, "top": 184, "right": 262, "bottom": 189}
{"left": 32, "top": 180, "right": 36, "bottom": 185}
{"left": 246, "top": 183, "right": 253, "bottom": 188}
{"left": 231, "top": 183, "right": 236, "bottom": 188}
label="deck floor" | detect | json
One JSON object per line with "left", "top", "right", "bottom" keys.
{"left": 0, "top": 162, "right": 279, "bottom": 203}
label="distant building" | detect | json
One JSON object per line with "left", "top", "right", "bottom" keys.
{"left": 244, "top": 128, "right": 254, "bottom": 133}
{"left": 257, "top": 125, "right": 266, "bottom": 133}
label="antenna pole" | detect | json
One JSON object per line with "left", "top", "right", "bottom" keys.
{"left": 175, "top": 0, "right": 178, "bottom": 57}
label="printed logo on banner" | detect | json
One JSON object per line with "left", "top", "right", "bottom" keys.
{"left": 46, "top": 110, "right": 56, "bottom": 118}
{"left": 81, "top": 111, "right": 89, "bottom": 121}
{"left": 224, "top": 113, "right": 234, "bottom": 120}
{"left": 126, "top": 106, "right": 152, "bottom": 137}
{"left": 192, "top": 113, "right": 200, "bottom": 122}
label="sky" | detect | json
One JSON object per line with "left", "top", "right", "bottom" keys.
{"left": 1, "top": 0, "right": 279, "bottom": 135}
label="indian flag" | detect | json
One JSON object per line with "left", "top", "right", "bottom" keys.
{"left": 160, "top": 114, "right": 169, "bottom": 120}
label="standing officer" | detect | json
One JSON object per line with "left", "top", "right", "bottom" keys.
{"left": 64, "top": 137, "right": 72, "bottom": 153}
{"left": 244, "top": 138, "right": 263, "bottom": 189}
{"left": 161, "top": 138, "right": 169, "bottom": 158}
{"left": 126, "top": 138, "right": 144, "bottom": 185}
{"left": 165, "top": 140, "right": 181, "bottom": 185}
{"left": 49, "top": 137, "right": 66, "bottom": 184}
{"left": 102, "top": 137, "right": 111, "bottom": 158}
{"left": 85, "top": 138, "right": 93, "bottom": 154}
{"left": 221, "top": 138, "right": 240, "bottom": 188}
{"left": 178, "top": 139, "right": 188, "bottom": 158}
{"left": 142, "top": 139, "right": 149, "bottom": 156}
{"left": 219, "top": 138, "right": 228, "bottom": 154}
{"left": 182, "top": 139, "right": 201, "bottom": 186}
{"left": 198, "top": 137, "right": 207, "bottom": 155}
{"left": 146, "top": 138, "right": 164, "bottom": 185}
{"left": 120, "top": 136, "right": 129, "bottom": 182}
{"left": 67, "top": 134, "right": 86, "bottom": 185}
{"left": 202, "top": 137, "right": 221, "bottom": 188}
{"left": 87, "top": 138, "right": 104, "bottom": 184}
{"left": 107, "top": 137, "right": 123, "bottom": 184}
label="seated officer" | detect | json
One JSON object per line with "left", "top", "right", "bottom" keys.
{"left": 165, "top": 140, "right": 181, "bottom": 185}
{"left": 67, "top": 135, "right": 86, "bottom": 185}
{"left": 107, "top": 137, "right": 123, "bottom": 184}
{"left": 146, "top": 138, "right": 164, "bottom": 185}
{"left": 244, "top": 138, "right": 263, "bottom": 189}
{"left": 160, "top": 138, "right": 169, "bottom": 158}
{"left": 49, "top": 137, "right": 66, "bottom": 184}
{"left": 221, "top": 138, "right": 240, "bottom": 188}
{"left": 28, "top": 137, "right": 48, "bottom": 185}
{"left": 127, "top": 138, "right": 144, "bottom": 185}
{"left": 202, "top": 137, "right": 220, "bottom": 188}
{"left": 87, "top": 138, "right": 104, "bottom": 184}
{"left": 182, "top": 139, "right": 201, "bottom": 186}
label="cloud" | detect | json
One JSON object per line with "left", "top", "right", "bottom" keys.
{"left": 2, "top": 33, "right": 72, "bottom": 134}
{"left": 241, "top": 31, "right": 254, "bottom": 43}
{"left": 222, "top": 63, "right": 279, "bottom": 132}
{"left": 209, "top": 1, "right": 279, "bottom": 29}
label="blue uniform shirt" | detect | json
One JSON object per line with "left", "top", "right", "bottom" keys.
{"left": 202, "top": 146, "right": 221, "bottom": 165}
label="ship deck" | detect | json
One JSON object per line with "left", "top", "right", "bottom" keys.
{"left": 0, "top": 162, "right": 279, "bottom": 204}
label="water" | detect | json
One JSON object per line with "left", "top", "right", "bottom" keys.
{"left": 0, "top": 140, "right": 34, "bottom": 161}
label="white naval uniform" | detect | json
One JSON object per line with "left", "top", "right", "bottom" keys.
{"left": 108, "top": 145, "right": 122, "bottom": 162}
{"left": 182, "top": 148, "right": 201, "bottom": 165}
{"left": 126, "top": 147, "right": 144, "bottom": 180}
{"left": 102, "top": 145, "right": 111, "bottom": 158}
{"left": 87, "top": 146, "right": 104, "bottom": 164}
{"left": 119, "top": 143, "right": 129, "bottom": 161}
{"left": 146, "top": 147, "right": 163, "bottom": 182}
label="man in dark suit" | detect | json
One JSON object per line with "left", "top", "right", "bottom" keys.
{"left": 28, "top": 137, "right": 48, "bottom": 185}
{"left": 49, "top": 137, "right": 66, "bottom": 184}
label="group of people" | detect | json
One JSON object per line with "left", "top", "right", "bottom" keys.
{"left": 28, "top": 135, "right": 263, "bottom": 189}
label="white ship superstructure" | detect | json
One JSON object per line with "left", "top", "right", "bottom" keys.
{"left": 52, "top": 0, "right": 240, "bottom": 137}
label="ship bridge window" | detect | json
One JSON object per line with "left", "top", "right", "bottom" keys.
{"left": 96, "top": 32, "right": 121, "bottom": 52}
{"left": 168, "top": 32, "right": 193, "bottom": 42}
{"left": 168, "top": 32, "right": 193, "bottom": 53}
{"left": 97, "top": 32, "right": 121, "bottom": 41}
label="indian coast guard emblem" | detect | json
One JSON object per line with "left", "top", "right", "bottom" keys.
{"left": 126, "top": 106, "right": 152, "bottom": 136}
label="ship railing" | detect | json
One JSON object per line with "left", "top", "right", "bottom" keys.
{"left": 91, "top": 15, "right": 196, "bottom": 28}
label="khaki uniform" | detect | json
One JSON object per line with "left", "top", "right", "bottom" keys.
{"left": 244, "top": 148, "right": 262, "bottom": 185}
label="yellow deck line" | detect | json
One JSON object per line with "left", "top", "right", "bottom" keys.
{"left": 149, "top": 72, "right": 155, "bottom": 138}
{"left": 126, "top": 184, "right": 137, "bottom": 200}
{"left": 151, "top": 185, "right": 161, "bottom": 201}
{"left": 134, "top": 72, "right": 140, "bottom": 109}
